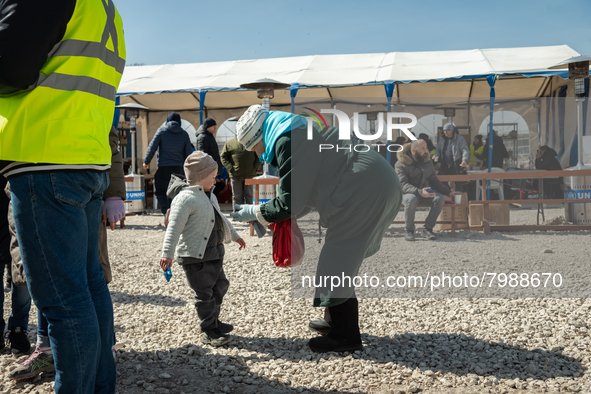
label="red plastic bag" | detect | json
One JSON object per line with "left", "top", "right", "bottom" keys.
{"left": 269, "top": 218, "right": 305, "bottom": 268}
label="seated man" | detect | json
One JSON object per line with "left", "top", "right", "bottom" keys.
{"left": 395, "top": 139, "right": 457, "bottom": 241}
{"left": 535, "top": 146, "right": 562, "bottom": 199}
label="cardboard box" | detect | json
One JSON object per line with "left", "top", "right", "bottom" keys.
{"left": 435, "top": 205, "right": 469, "bottom": 230}
{"left": 469, "top": 204, "right": 510, "bottom": 227}
{"left": 433, "top": 192, "right": 468, "bottom": 230}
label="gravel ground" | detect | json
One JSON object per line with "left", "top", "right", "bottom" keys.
{"left": 2, "top": 206, "right": 591, "bottom": 394}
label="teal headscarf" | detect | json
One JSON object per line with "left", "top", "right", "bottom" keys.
{"left": 259, "top": 111, "right": 307, "bottom": 164}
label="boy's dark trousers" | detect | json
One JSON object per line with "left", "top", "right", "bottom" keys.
{"left": 181, "top": 258, "right": 229, "bottom": 332}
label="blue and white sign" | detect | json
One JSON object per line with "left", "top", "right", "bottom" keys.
{"left": 564, "top": 189, "right": 591, "bottom": 201}
{"left": 126, "top": 191, "right": 145, "bottom": 201}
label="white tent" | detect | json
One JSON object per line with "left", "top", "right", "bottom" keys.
{"left": 117, "top": 45, "right": 588, "bottom": 170}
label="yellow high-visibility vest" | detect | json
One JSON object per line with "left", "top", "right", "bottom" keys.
{"left": 469, "top": 144, "right": 484, "bottom": 167}
{"left": 0, "top": 0, "right": 126, "bottom": 165}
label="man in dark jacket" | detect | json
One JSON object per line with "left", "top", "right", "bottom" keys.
{"left": 143, "top": 112, "right": 193, "bottom": 214}
{"left": 221, "top": 137, "right": 262, "bottom": 209}
{"left": 395, "top": 139, "right": 455, "bottom": 241}
{"left": 196, "top": 118, "right": 226, "bottom": 195}
{"left": 535, "top": 146, "right": 563, "bottom": 199}
{"left": 481, "top": 130, "right": 509, "bottom": 169}
{"left": 196, "top": 118, "right": 222, "bottom": 174}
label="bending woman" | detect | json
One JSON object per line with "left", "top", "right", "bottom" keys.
{"left": 231, "top": 105, "right": 402, "bottom": 353}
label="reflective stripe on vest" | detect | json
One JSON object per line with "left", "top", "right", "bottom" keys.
{"left": 29, "top": 0, "right": 125, "bottom": 100}
{"left": 0, "top": 0, "right": 126, "bottom": 164}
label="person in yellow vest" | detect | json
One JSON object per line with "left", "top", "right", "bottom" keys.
{"left": 469, "top": 135, "right": 485, "bottom": 169}
{"left": 0, "top": 1, "right": 125, "bottom": 392}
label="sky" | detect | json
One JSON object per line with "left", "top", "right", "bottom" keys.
{"left": 116, "top": 0, "right": 591, "bottom": 66}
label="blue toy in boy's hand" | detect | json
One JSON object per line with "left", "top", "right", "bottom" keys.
{"left": 163, "top": 267, "right": 172, "bottom": 282}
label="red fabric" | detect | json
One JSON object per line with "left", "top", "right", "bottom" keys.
{"left": 269, "top": 219, "right": 305, "bottom": 268}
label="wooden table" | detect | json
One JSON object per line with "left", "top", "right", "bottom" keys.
{"left": 244, "top": 178, "right": 279, "bottom": 236}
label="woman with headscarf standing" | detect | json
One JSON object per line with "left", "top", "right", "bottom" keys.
{"left": 230, "top": 105, "right": 402, "bottom": 353}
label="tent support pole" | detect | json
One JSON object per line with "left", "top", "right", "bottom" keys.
{"left": 384, "top": 82, "right": 396, "bottom": 163}
{"left": 486, "top": 75, "right": 497, "bottom": 200}
{"left": 199, "top": 89, "right": 207, "bottom": 125}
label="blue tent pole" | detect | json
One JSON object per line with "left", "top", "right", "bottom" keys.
{"left": 486, "top": 75, "right": 497, "bottom": 200}
{"left": 290, "top": 84, "right": 300, "bottom": 114}
{"left": 199, "top": 89, "right": 207, "bottom": 125}
{"left": 384, "top": 82, "right": 396, "bottom": 164}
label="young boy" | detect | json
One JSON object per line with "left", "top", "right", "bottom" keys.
{"left": 160, "top": 151, "right": 245, "bottom": 347}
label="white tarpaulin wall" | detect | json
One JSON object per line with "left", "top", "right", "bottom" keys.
{"left": 117, "top": 45, "right": 587, "bottom": 170}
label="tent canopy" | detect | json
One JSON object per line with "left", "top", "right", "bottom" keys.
{"left": 117, "top": 45, "right": 590, "bottom": 171}
{"left": 117, "top": 45, "right": 579, "bottom": 111}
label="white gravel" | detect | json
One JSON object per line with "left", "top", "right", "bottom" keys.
{"left": 2, "top": 205, "right": 591, "bottom": 394}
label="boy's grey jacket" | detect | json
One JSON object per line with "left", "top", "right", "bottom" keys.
{"left": 162, "top": 175, "right": 239, "bottom": 260}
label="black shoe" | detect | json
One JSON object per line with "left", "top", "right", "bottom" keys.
{"left": 7, "top": 327, "right": 31, "bottom": 354}
{"left": 404, "top": 230, "right": 415, "bottom": 241}
{"left": 217, "top": 320, "right": 234, "bottom": 334}
{"left": 308, "top": 319, "right": 332, "bottom": 335}
{"left": 422, "top": 228, "right": 437, "bottom": 240}
{"left": 308, "top": 335, "right": 363, "bottom": 353}
{"left": 201, "top": 328, "right": 230, "bottom": 347}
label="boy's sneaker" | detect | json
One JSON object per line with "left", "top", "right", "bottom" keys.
{"left": 217, "top": 320, "right": 233, "bottom": 334}
{"left": 9, "top": 347, "right": 55, "bottom": 381}
{"left": 6, "top": 327, "right": 31, "bottom": 354}
{"left": 201, "top": 328, "right": 230, "bottom": 347}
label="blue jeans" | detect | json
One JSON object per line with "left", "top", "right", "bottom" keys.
{"left": 0, "top": 280, "right": 31, "bottom": 332}
{"left": 10, "top": 172, "right": 115, "bottom": 394}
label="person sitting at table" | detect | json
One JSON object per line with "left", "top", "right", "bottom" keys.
{"left": 395, "top": 139, "right": 458, "bottom": 241}
{"left": 535, "top": 146, "right": 563, "bottom": 199}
